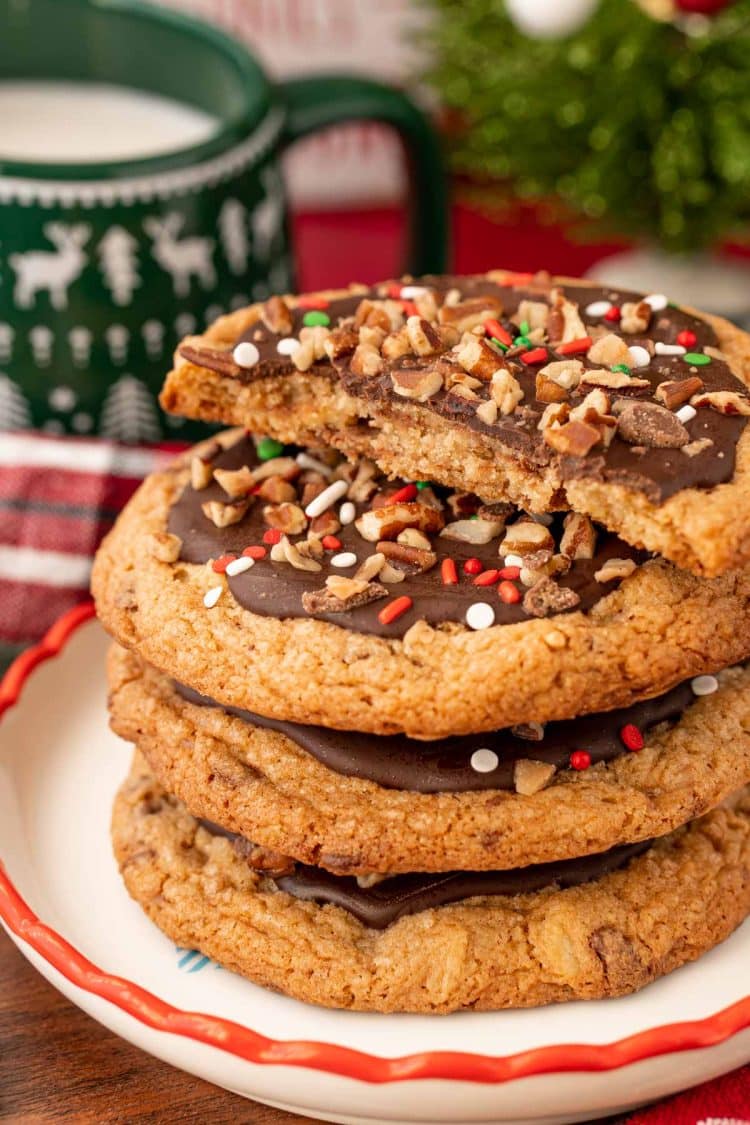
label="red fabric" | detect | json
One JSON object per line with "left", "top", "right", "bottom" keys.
{"left": 0, "top": 207, "right": 747, "bottom": 1113}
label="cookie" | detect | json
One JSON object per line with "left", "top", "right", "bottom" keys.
{"left": 92, "top": 431, "right": 750, "bottom": 738}
{"left": 160, "top": 271, "right": 750, "bottom": 578}
{"left": 112, "top": 754, "right": 750, "bottom": 1013}
{"left": 108, "top": 645, "right": 750, "bottom": 874}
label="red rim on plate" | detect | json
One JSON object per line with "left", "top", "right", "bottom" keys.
{"left": 1, "top": 603, "right": 749, "bottom": 1084}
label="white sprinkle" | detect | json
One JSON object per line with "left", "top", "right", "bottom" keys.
{"left": 466, "top": 602, "right": 495, "bottom": 630}
{"left": 585, "top": 300, "right": 612, "bottom": 318}
{"left": 304, "top": 478, "right": 348, "bottom": 519}
{"left": 470, "top": 748, "right": 499, "bottom": 774}
{"left": 644, "top": 293, "right": 668, "bottom": 311}
{"left": 676, "top": 404, "right": 697, "bottom": 424}
{"left": 232, "top": 341, "right": 260, "bottom": 368}
{"left": 504, "top": 553, "right": 524, "bottom": 568}
{"left": 655, "top": 342, "right": 686, "bottom": 356}
{"left": 296, "top": 451, "right": 332, "bottom": 477}
{"left": 399, "top": 285, "right": 429, "bottom": 299}
{"left": 339, "top": 501, "right": 356, "bottom": 525}
{"left": 277, "top": 336, "right": 300, "bottom": 356}
{"left": 691, "top": 674, "right": 719, "bottom": 696}
{"left": 203, "top": 585, "right": 223, "bottom": 608}
{"left": 225, "top": 556, "right": 254, "bottom": 577}
{"left": 331, "top": 551, "right": 357, "bottom": 568}
{"left": 628, "top": 345, "right": 651, "bottom": 369}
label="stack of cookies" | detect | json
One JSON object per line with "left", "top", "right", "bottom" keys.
{"left": 93, "top": 270, "right": 750, "bottom": 1013}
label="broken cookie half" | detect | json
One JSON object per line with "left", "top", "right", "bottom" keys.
{"left": 161, "top": 270, "right": 750, "bottom": 578}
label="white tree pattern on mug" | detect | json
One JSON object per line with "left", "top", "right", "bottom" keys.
{"left": 0, "top": 375, "right": 31, "bottom": 430}
{"left": 0, "top": 324, "right": 15, "bottom": 364}
{"left": 143, "top": 212, "right": 216, "bottom": 298}
{"left": 105, "top": 324, "right": 130, "bottom": 366}
{"left": 29, "top": 325, "right": 54, "bottom": 367}
{"left": 218, "top": 198, "right": 250, "bottom": 275}
{"left": 97, "top": 226, "right": 142, "bottom": 306}
{"left": 100, "top": 374, "right": 161, "bottom": 443}
{"left": 142, "top": 319, "right": 165, "bottom": 360}
{"left": 9, "top": 222, "right": 90, "bottom": 310}
{"left": 68, "top": 326, "right": 92, "bottom": 368}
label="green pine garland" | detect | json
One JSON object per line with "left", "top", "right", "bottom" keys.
{"left": 425, "top": 0, "right": 750, "bottom": 251}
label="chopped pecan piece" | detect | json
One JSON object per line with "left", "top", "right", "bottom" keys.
{"left": 594, "top": 557, "right": 637, "bottom": 583}
{"left": 655, "top": 376, "right": 704, "bottom": 410}
{"left": 346, "top": 460, "right": 379, "bottom": 503}
{"left": 538, "top": 359, "right": 583, "bottom": 391}
{"left": 617, "top": 402, "right": 690, "bottom": 447}
{"left": 438, "top": 296, "right": 503, "bottom": 333}
{"left": 148, "top": 531, "right": 182, "bottom": 563}
{"left": 257, "top": 474, "right": 297, "bottom": 503}
{"left": 500, "top": 521, "right": 555, "bottom": 557}
{"left": 511, "top": 722, "right": 545, "bottom": 741}
{"left": 356, "top": 501, "right": 444, "bottom": 542}
{"left": 251, "top": 456, "right": 298, "bottom": 483}
{"left": 476, "top": 398, "right": 498, "bottom": 425}
{"left": 354, "top": 553, "right": 386, "bottom": 581}
{"left": 620, "top": 301, "right": 652, "bottom": 334}
{"left": 491, "top": 368, "right": 524, "bottom": 414}
{"left": 523, "top": 577, "right": 581, "bottom": 618}
{"left": 263, "top": 502, "right": 307, "bottom": 535}
{"left": 560, "top": 513, "right": 597, "bottom": 560}
{"left": 350, "top": 341, "right": 383, "bottom": 377}
{"left": 261, "top": 295, "right": 293, "bottom": 335}
{"left": 191, "top": 454, "right": 214, "bottom": 490}
{"left": 690, "top": 390, "right": 750, "bottom": 416}
{"left": 397, "top": 528, "right": 432, "bottom": 549}
{"left": 477, "top": 501, "right": 515, "bottom": 526}
{"left": 381, "top": 326, "right": 412, "bottom": 360}
{"left": 405, "top": 315, "right": 443, "bottom": 356}
{"left": 548, "top": 290, "right": 586, "bottom": 343}
{"left": 324, "top": 325, "right": 359, "bottom": 361}
{"left": 310, "top": 509, "right": 341, "bottom": 537}
{"left": 292, "top": 325, "right": 330, "bottom": 371}
{"left": 376, "top": 540, "right": 437, "bottom": 573}
{"left": 390, "top": 366, "right": 443, "bottom": 401}
{"left": 455, "top": 334, "right": 504, "bottom": 381}
{"left": 201, "top": 498, "right": 250, "bottom": 528}
{"left": 535, "top": 373, "right": 569, "bottom": 404}
{"left": 543, "top": 419, "right": 601, "bottom": 457}
{"left": 514, "top": 299, "right": 549, "bottom": 331}
{"left": 586, "top": 333, "right": 631, "bottom": 367}
{"left": 212, "top": 465, "right": 256, "bottom": 500}
{"left": 514, "top": 759, "right": 556, "bottom": 796}
{"left": 354, "top": 298, "right": 394, "bottom": 333}
{"left": 300, "top": 478, "right": 327, "bottom": 508}
{"left": 302, "top": 577, "right": 388, "bottom": 615}
{"left": 441, "top": 517, "right": 505, "bottom": 545}
{"left": 537, "top": 402, "right": 570, "bottom": 431}
{"left": 447, "top": 491, "right": 481, "bottom": 518}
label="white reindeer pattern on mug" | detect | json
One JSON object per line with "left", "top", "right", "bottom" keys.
{"left": 143, "top": 212, "right": 216, "bottom": 297}
{"left": 9, "top": 222, "right": 90, "bottom": 310}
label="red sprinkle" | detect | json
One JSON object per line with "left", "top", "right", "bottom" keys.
{"left": 473, "top": 568, "right": 500, "bottom": 587}
{"left": 677, "top": 329, "right": 697, "bottom": 349}
{"left": 463, "top": 557, "right": 483, "bottom": 576}
{"left": 604, "top": 305, "right": 621, "bottom": 323}
{"left": 243, "top": 545, "right": 267, "bottom": 559}
{"left": 498, "top": 580, "right": 521, "bottom": 604}
{"left": 498, "top": 565, "right": 521, "bottom": 580}
{"left": 378, "top": 596, "right": 413, "bottom": 626}
{"left": 297, "top": 295, "right": 330, "bottom": 310}
{"left": 620, "top": 723, "right": 645, "bottom": 752}
{"left": 484, "top": 318, "right": 512, "bottom": 347}
{"left": 322, "top": 535, "right": 342, "bottom": 550}
{"left": 520, "top": 347, "right": 548, "bottom": 365}
{"left": 211, "top": 554, "right": 237, "bottom": 573}
{"left": 502, "top": 272, "right": 534, "bottom": 286}
{"left": 570, "top": 750, "right": 591, "bottom": 771}
{"left": 441, "top": 558, "right": 459, "bottom": 585}
{"left": 389, "top": 483, "right": 418, "bottom": 504}
{"left": 386, "top": 282, "right": 403, "bottom": 299}
{"left": 262, "top": 528, "right": 282, "bottom": 545}
{"left": 557, "top": 336, "right": 593, "bottom": 356}
{"left": 401, "top": 300, "right": 419, "bottom": 318}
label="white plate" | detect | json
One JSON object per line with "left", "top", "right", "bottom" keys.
{"left": 1, "top": 607, "right": 749, "bottom": 1125}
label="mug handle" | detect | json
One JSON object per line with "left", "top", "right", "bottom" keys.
{"left": 278, "top": 75, "right": 448, "bottom": 277}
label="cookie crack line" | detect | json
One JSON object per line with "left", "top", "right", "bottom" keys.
{"left": 161, "top": 270, "right": 750, "bottom": 577}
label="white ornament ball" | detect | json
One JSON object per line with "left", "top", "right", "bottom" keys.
{"left": 505, "top": 0, "right": 600, "bottom": 38}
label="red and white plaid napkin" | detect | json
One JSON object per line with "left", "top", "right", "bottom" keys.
{"left": 0, "top": 428, "right": 748, "bottom": 1118}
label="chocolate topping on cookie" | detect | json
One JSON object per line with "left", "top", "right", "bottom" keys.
{"left": 176, "top": 677, "right": 694, "bottom": 793}
{"left": 197, "top": 817, "right": 651, "bottom": 929}
{"left": 168, "top": 434, "right": 643, "bottom": 639}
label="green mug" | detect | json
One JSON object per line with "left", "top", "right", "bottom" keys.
{"left": 0, "top": 0, "right": 447, "bottom": 442}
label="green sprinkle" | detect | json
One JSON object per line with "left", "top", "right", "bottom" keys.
{"left": 683, "top": 352, "right": 711, "bottom": 366}
{"left": 514, "top": 335, "right": 531, "bottom": 348}
{"left": 519, "top": 319, "right": 530, "bottom": 335}
{"left": 257, "top": 437, "right": 285, "bottom": 460}
{"left": 469, "top": 513, "right": 479, "bottom": 520}
{"left": 302, "top": 310, "right": 330, "bottom": 327}
{"left": 490, "top": 336, "right": 508, "bottom": 352}
{"left": 611, "top": 363, "right": 631, "bottom": 374}
{"left": 416, "top": 480, "right": 431, "bottom": 490}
